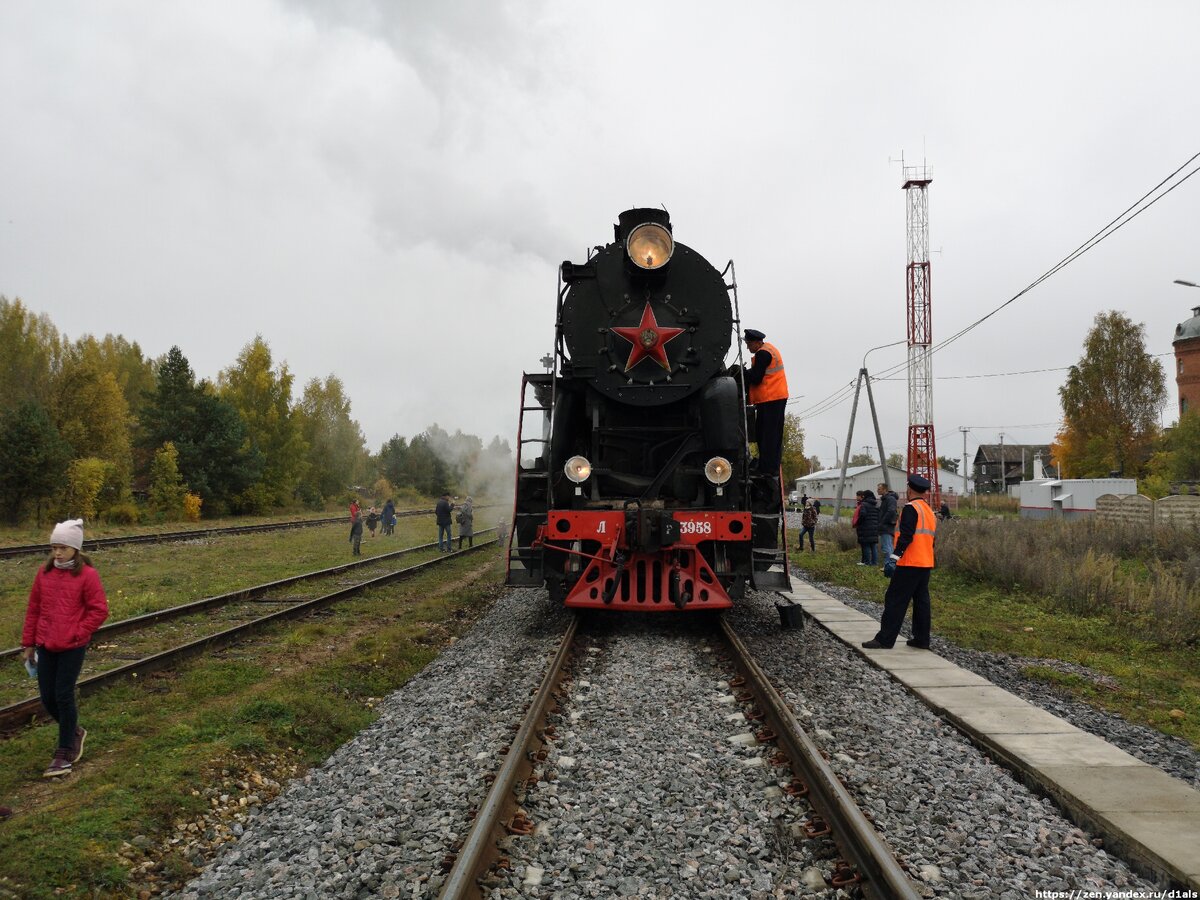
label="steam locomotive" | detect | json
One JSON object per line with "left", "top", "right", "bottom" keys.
{"left": 505, "top": 208, "right": 790, "bottom": 610}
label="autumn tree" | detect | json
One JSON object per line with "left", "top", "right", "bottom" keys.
{"left": 849, "top": 452, "right": 876, "bottom": 466}
{"left": 0, "top": 402, "right": 71, "bottom": 524}
{"left": 0, "top": 297, "right": 63, "bottom": 414}
{"left": 219, "top": 337, "right": 307, "bottom": 511}
{"left": 296, "top": 375, "right": 370, "bottom": 505}
{"left": 781, "top": 414, "right": 810, "bottom": 484}
{"left": 937, "top": 455, "right": 959, "bottom": 474}
{"left": 886, "top": 452, "right": 905, "bottom": 470}
{"left": 148, "top": 442, "right": 188, "bottom": 520}
{"left": 1144, "top": 411, "right": 1200, "bottom": 495}
{"left": 1054, "top": 311, "right": 1166, "bottom": 477}
{"left": 140, "top": 347, "right": 261, "bottom": 514}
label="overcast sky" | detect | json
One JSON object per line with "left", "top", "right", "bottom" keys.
{"left": 2, "top": 1, "right": 1197, "bottom": 474}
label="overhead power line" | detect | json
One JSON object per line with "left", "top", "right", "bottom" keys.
{"left": 793, "top": 151, "right": 1199, "bottom": 421}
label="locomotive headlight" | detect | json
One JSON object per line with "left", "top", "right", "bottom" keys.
{"left": 704, "top": 456, "right": 732, "bottom": 485}
{"left": 564, "top": 455, "right": 592, "bottom": 484}
{"left": 626, "top": 223, "right": 674, "bottom": 270}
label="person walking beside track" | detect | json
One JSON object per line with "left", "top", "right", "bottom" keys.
{"left": 862, "top": 474, "right": 937, "bottom": 650}
{"left": 456, "top": 497, "right": 475, "bottom": 549}
{"left": 798, "top": 499, "right": 818, "bottom": 551}
{"left": 381, "top": 498, "right": 396, "bottom": 536}
{"left": 21, "top": 519, "right": 110, "bottom": 778}
{"left": 435, "top": 493, "right": 454, "bottom": 552}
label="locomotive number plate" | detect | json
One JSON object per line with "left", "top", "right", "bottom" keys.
{"left": 671, "top": 512, "right": 752, "bottom": 544}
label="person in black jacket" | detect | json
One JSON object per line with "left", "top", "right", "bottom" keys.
{"left": 435, "top": 494, "right": 454, "bottom": 552}
{"left": 876, "top": 482, "right": 900, "bottom": 562}
{"left": 854, "top": 489, "right": 881, "bottom": 565}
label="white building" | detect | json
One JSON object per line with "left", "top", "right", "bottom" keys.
{"left": 1017, "top": 478, "right": 1137, "bottom": 520}
{"left": 795, "top": 463, "right": 966, "bottom": 507}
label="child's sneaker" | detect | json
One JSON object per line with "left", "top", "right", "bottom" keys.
{"left": 71, "top": 726, "right": 87, "bottom": 763}
{"left": 43, "top": 748, "right": 72, "bottom": 778}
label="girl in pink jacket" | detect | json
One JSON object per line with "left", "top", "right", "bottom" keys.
{"left": 21, "top": 519, "right": 109, "bottom": 778}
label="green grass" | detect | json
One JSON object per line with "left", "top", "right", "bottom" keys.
{"left": 0, "top": 532, "right": 504, "bottom": 898}
{"left": 0, "top": 515, "right": 452, "bottom": 649}
{"left": 792, "top": 538, "right": 1200, "bottom": 749}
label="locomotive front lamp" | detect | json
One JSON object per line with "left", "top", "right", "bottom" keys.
{"left": 564, "top": 455, "right": 592, "bottom": 494}
{"left": 705, "top": 456, "right": 732, "bottom": 495}
{"left": 626, "top": 223, "right": 674, "bottom": 270}
{"left": 704, "top": 456, "right": 732, "bottom": 484}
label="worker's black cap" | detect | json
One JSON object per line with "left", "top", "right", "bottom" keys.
{"left": 907, "top": 473, "right": 931, "bottom": 492}
{"left": 743, "top": 328, "right": 766, "bottom": 341}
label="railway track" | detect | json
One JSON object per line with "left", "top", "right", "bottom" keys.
{"left": 0, "top": 509, "right": 448, "bottom": 559}
{"left": 0, "top": 535, "right": 498, "bottom": 735}
{"left": 440, "top": 613, "right": 919, "bottom": 899}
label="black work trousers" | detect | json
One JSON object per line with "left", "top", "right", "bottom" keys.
{"left": 753, "top": 398, "right": 787, "bottom": 475}
{"left": 874, "top": 566, "right": 932, "bottom": 646}
{"left": 36, "top": 645, "right": 87, "bottom": 749}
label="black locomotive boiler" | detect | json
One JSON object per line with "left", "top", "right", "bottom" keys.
{"left": 505, "top": 208, "right": 791, "bottom": 610}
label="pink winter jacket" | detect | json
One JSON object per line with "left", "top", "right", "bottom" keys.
{"left": 21, "top": 564, "right": 109, "bottom": 652}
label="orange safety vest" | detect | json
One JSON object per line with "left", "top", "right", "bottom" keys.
{"left": 748, "top": 342, "right": 789, "bottom": 405}
{"left": 895, "top": 497, "right": 936, "bottom": 568}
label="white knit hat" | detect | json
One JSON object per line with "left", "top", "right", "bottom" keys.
{"left": 50, "top": 519, "right": 84, "bottom": 551}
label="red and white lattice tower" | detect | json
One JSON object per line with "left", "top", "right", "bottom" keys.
{"left": 902, "top": 163, "right": 939, "bottom": 501}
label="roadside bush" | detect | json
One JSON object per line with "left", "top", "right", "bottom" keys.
{"left": 826, "top": 522, "right": 859, "bottom": 552}
{"left": 936, "top": 516, "right": 1200, "bottom": 646}
{"left": 65, "top": 457, "right": 110, "bottom": 521}
{"left": 105, "top": 502, "right": 140, "bottom": 525}
{"left": 182, "top": 492, "right": 203, "bottom": 522}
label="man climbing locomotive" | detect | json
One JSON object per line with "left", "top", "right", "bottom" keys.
{"left": 505, "top": 208, "right": 791, "bottom": 611}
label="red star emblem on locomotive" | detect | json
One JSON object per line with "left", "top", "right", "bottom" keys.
{"left": 611, "top": 303, "right": 686, "bottom": 372}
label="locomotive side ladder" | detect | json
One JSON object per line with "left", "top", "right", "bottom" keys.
{"left": 750, "top": 471, "right": 792, "bottom": 591}
{"left": 506, "top": 372, "right": 555, "bottom": 586}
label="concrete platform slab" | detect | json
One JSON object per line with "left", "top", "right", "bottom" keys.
{"left": 804, "top": 614, "right": 876, "bottom": 625}
{"left": 1041, "top": 765, "right": 1200, "bottom": 814}
{"left": 915, "top": 685, "right": 1042, "bottom": 713}
{"left": 1103, "top": 811, "right": 1200, "bottom": 883}
{"left": 821, "top": 620, "right": 879, "bottom": 637}
{"left": 944, "top": 702, "right": 1080, "bottom": 735}
{"left": 992, "top": 730, "right": 1143, "bottom": 768}
{"left": 889, "top": 667, "right": 993, "bottom": 689}
{"left": 857, "top": 650, "right": 960, "bottom": 670}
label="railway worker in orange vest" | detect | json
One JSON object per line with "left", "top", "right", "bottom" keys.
{"left": 742, "top": 329, "right": 789, "bottom": 477}
{"left": 862, "top": 473, "right": 937, "bottom": 650}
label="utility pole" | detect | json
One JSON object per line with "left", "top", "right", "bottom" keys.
{"left": 832, "top": 366, "right": 890, "bottom": 518}
{"left": 959, "top": 426, "right": 969, "bottom": 497}
{"left": 998, "top": 432, "right": 1005, "bottom": 496}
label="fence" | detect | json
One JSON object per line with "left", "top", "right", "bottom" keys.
{"left": 1094, "top": 493, "right": 1200, "bottom": 528}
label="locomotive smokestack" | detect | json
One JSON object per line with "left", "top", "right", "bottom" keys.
{"left": 615, "top": 208, "right": 671, "bottom": 244}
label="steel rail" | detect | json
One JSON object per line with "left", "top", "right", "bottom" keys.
{"left": 0, "top": 506, "right": 467, "bottom": 559}
{"left": 0, "top": 540, "right": 497, "bottom": 735}
{"left": 439, "top": 613, "right": 580, "bottom": 899}
{"left": 720, "top": 618, "right": 921, "bottom": 900}
{"left": 0, "top": 530, "right": 496, "bottom": 662}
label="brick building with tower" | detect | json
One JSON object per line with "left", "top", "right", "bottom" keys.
{"left": 1173, "top": 305, "right": 1200, "bottom": 418}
